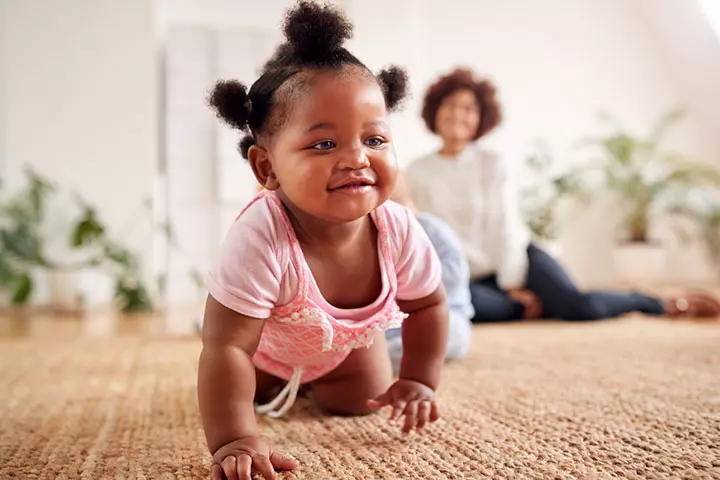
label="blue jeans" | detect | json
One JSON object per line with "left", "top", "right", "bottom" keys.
{"left": 470, "top": 245, "right": 665, "bottom": 322}
{"left": 386, "top": 309, "right": 471, "bottom": 375}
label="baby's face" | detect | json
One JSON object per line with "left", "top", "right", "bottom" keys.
{"left": 266, "top": 68, "right": 397, "bottom": 223}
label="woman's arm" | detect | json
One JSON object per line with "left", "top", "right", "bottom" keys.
{"left": 490, "top": 154, "right": 531, "bottom": 291}
{"left": 198, "top": 295, "right": 264, "bottom": 454}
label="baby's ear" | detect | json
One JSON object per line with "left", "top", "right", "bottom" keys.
{"left": 247, "top": 145, "right": 280, "bottom": 190}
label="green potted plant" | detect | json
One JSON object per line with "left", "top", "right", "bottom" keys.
{"left": 520, "top": 142, "right": 589, "bottom": 256}
{"left": 69, "top": 198, "right": 156, "bottom": 313}
{"left": 0, "top": 169, "right": 55, "bottom": 306}
{"left": 0, "top": 168, "right": 196, "bottom": 313}
{"left": 581, "top": 108, "right": 720, "bottom": 284}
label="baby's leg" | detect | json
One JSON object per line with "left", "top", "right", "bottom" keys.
{"left": 312, "top": 331, "right": 393, "bottom": 416}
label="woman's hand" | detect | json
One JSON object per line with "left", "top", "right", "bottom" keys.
{"left": 367, "top": 379, "right": 440, "bottom": 435}
{"left": 508, "top": 288, "right": 542, "bottom": 319}
{"left": 211, "top": 436, "right": 297, "bottom": 480}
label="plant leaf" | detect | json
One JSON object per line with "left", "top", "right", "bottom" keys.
{"left": 115, "top": 277, "right": 154, "bottom": 313}
{"left": 647, "top": 107, "right": 684, "bottom": 148}
{"left": 71, "top": 207, "right": 106, "bottom": 248}
{"left": 24, "top": 168, "right": 55, "bottom": 222}
{"left": 159, "top": 220, "right": 178, "bottom": 247}
{"left": 188, "top": 268, "right": 205, "bottom": 290}
{"left": 10, "top": 273, "right": 33, "bottom": 305}
{"left": 0, "top": 251, "right": 16, "bottom": 286}
{"left": 103, "top": 243, "right": 138, "bottom": 271}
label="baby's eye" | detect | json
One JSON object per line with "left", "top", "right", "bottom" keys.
{"left": 311, "top": 140, "right": 336, "bottom": 150}
{"left": 365, "top": 136, "right": 386, "bottom": 148}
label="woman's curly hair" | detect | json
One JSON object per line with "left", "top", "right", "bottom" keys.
{"left": 421, "top": 68, "right": 502, "bottom": 140}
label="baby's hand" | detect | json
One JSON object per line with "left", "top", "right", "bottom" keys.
{"left": 211, "top": 436, "right": 297, "bottom": 480}
{"left": 367, "top": 379, "right": 440, "bottom": 435}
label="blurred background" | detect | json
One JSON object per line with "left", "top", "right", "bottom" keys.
{"left": 1, "top": 0, "right": 720, "bottom": 316}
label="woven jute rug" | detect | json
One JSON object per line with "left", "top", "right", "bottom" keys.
{"left": 1, "top": 317, "right": 718, "bottom": 479}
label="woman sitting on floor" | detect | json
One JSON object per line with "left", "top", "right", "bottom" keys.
{"left": 404, "top": 67, "right": 720, "bottom": 322}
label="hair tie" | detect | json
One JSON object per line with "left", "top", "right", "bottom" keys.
{"left": 245, "top": 98, "right": 253, "bottom": 114}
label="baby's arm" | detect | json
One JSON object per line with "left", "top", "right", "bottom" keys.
{"left": 198, "top": 295, "right": 262, "bottom": 451}
{"left": 396, "top": 285, "right": 449, "bottom": 390}
{"left": 391, "top": 205, "right": 449, "bottom": 389}
{"left": 369, "top": 285, "right": 448, "bottom": 434}
{"left": 367, "top": 203, "right": 449, "bottom": 434}
{"left": 198, "top": 295, "right": 296, "bottom": 479}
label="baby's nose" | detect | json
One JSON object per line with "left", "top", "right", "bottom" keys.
{"left": 339, "top": 146, "right": 370, "bottom": 169}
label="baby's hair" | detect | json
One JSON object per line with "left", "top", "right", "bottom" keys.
{"left": 421, "top": 68, "right": 502, "bottom": 140}
{"left": 208, "top": 1, "right": 409, "bottom": 159}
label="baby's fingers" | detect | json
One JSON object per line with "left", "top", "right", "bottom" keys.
{"left": 270, "top": 451, "right": 298, "bottom": 471}
{"left": 367, "top": 391, "right": 391, "bottom": 410}
{"left": 390, "top": 400, "right": 406, "bottom": 424}
{"left": 430, "top": 401, "right": 441, "bottom": 422}
{"left": 211, "top": 464, "right": 223, "bottom": 480}
{"left": 402, "top": 401, "right": 419, "bottom": 435}
{"left": 220, "top": 455, "right": 238, "bottom": 480}
{"left": 238, "top": 454, "right": 252, "bottom": 480}
{"left": 252, "top": 453, "right": 277, "bottom": 479}
{"left": 416, "top": 400, "right": 432, "bottom": 434}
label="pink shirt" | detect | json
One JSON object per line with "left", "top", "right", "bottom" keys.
{"left": 206, "top": 194, "right": 442, "bottom": 321}
{"left": 205, "top": 191, "right": 442, "bottom": 417}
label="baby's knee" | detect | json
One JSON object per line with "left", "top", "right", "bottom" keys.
{"left": 317, "top": 399, "right": 375, "bottom": 417}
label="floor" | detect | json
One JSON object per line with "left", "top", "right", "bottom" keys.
{"left": 0, "top": 309, "right": 719, "bottom": 479}
{"left": 0, "top": 304, "right": 204, "bottom": 340}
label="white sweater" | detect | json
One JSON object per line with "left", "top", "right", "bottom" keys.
{"left": 405, "top": 144, "right": 531, "bottom": 290}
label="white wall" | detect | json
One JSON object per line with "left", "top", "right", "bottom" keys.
{"left": 155, "top": 0, "right": 307, "bottom": 33}
{"left": 638, "top": 0, "right": 720, "bottom": 157}
{"left": 1, "top": 0, "right": 157, "bottom": 302}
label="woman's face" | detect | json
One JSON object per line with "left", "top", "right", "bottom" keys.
{"left": 434, "top": 89, "right": 480, "bottom": 144}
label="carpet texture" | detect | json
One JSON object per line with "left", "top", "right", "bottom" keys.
{"left": 1, "top": 318, "right": 719, "bottom": 479}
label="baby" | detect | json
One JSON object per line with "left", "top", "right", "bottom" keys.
{"left": 198, "top": 2, "right": 449, "bottom": 479}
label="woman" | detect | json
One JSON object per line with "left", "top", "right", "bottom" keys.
{"left": 405, "top": 68, "right": 720, "bottom": 322}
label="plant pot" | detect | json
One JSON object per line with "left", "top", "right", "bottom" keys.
{"left": 48, "top": 270, "right": 84, "bottom": 311}
{"left": 612, "top": 242, "right": 666, "bottom": 286}
{"left": 48, "top": 268, "right": 114, "bottom": 311}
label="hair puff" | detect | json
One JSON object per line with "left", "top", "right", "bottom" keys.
{"left": 208, "top": 80, "right": 251, "bottom": 131}
{"left": 283, "top": 1, "right": 353, "bottom": 63}
{"left": 377, "top": 66, "right": 409, "bottom": 112}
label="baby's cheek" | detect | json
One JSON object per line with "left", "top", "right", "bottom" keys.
{"left": 373, "top": 155, "right": 398, "bottom": 193}
{"left": 293, "top": 168, "right": 329, "bottom": 203}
